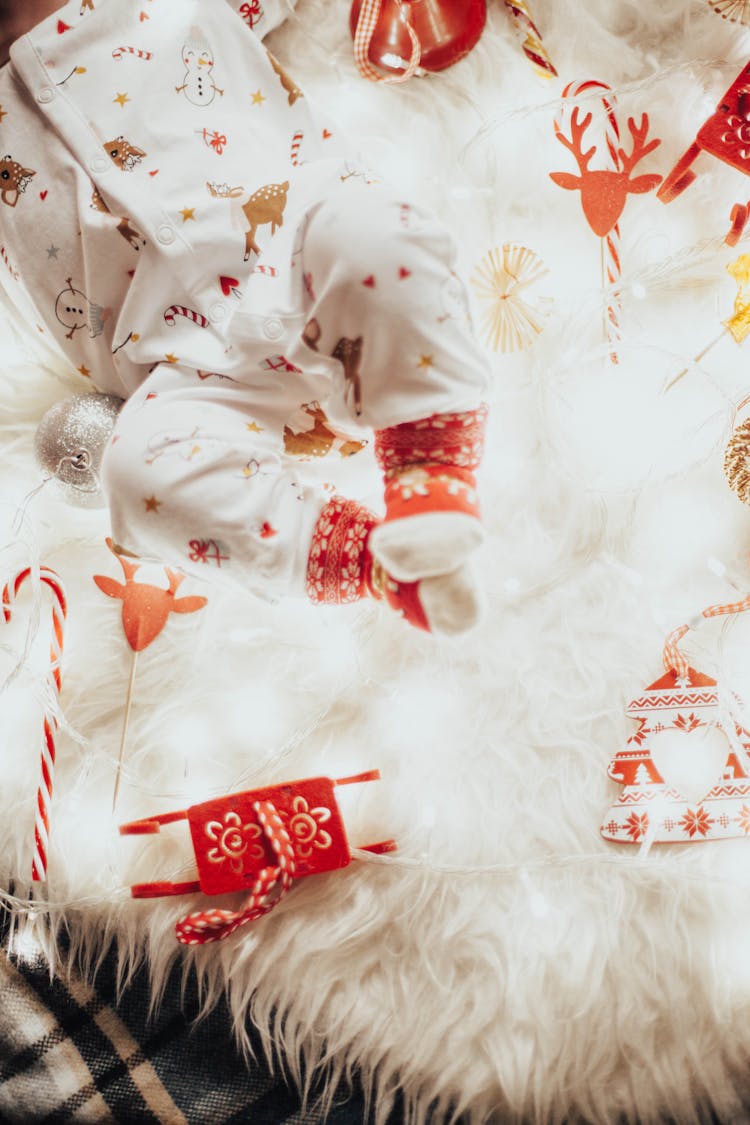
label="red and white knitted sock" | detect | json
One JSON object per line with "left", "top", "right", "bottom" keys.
{"left": 368, "top": 404, "right": 488, "bottom": 581}
{"left": 305, "top": 495, "right": 483, "bottom": 635}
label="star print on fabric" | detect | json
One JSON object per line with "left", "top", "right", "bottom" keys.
{"left": 164, "top": 353, "right": 179, "bottom": 364}
{"left": 417, "top": 354, "right": 435, "bottom": 369}
{"left": 251, "top": 90, "right": 266, "bottom": 106}
{"left": 179, "top": 207, "right": 196, "bottom": 222}
{"left": 0, "top": 106, "right": 7, "bottom": 123}
{"left": 77, "top": 364, "right": 91, "bottom": 378}
{"left": 46, "top": 245, "right": 60, "bottom": 259}
{"left": 143, "top": 495, "right": 161, "bottom": 512}
{"left": 246, "top": 421, "right": 264, "bottom": 432}
{"left": 113, "top": 92, "right": 131, "bottom": 107}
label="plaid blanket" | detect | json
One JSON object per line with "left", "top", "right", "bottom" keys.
{"left": 0, "top": 918, "right": 394, "bottom": 1124}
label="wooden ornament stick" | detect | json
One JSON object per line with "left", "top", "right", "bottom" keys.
{"left": 112, "top": 649, "right": 139, "bottom": 812}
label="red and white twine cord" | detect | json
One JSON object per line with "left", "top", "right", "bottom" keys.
{"left": 663, "top": 594, "right": 750, "bottom": 680}
{"left": 176, "top": 800, "right": 296, "bottom": 945}
{"left": 353, "top": 0, "right": 421, "bottom": 83}
{"left": 502, "top": 0, "right": 557, "bottom": 79}
{"left": 556, "top": 80, "right": 623, "bottom": 362}
{"left": 2, "top": 567, "right": 67, "bottom": 882}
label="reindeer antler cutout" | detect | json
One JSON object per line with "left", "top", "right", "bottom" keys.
{"left": 550, "top": 109, "right": 662, "bottom": 237}
{"left": 94, "top": 538, "right": 208, "bottom": 809}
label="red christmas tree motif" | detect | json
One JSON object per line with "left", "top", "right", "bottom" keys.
{"left": 601, "top": 665, "right": 750, "bottom": 845}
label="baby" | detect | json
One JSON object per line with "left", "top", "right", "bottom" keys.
{"left": 0, "top": 0, "right": 489, "bottom": 635}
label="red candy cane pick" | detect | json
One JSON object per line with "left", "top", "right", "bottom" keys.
{"left": 2, "top": 567, "right": 67, "bottom": 882}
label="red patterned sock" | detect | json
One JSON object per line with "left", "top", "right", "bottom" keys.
{"left": 370, "top": 404, "right": 488, "bottom": 580}
{"left": 305, "top": 495, "right": 431, "bottom": 631}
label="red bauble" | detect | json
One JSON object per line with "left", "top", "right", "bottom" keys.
{"left": 350, "top": 0, "right": 486, "bottom": 75}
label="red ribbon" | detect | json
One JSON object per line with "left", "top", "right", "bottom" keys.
{"left": 239, "top": 1, "right": 262, "bottom": 27}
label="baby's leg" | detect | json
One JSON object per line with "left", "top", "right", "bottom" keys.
{"left": 301, "top": 178, "right": 490, "bottom": 587}
{"left": 101, "top": 365, "right": 462, "bottom": 633}
{"left": 101, "top": 365, "right": 326, "bottom": 601}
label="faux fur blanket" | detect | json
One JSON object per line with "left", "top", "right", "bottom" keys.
{"left": 4, "top": 1, "right": 750, "bottom": 1122}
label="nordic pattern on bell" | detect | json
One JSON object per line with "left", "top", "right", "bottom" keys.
{"left": 2, "top": 567, "right": 67, "bottom": 882}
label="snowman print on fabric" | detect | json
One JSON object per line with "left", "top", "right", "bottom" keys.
{"left": 176, "top": 28, "right": 224, "bottom": 107}
{"left": 55, "top": 278, "right": 110, "bottom": 340}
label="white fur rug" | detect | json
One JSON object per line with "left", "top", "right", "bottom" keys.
{"left": 6, "top": 1, "right": 750, "bottom": 1122}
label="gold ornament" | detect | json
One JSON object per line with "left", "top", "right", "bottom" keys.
{"left": 724, "top": 415, "right": 750, "bottom": 503}
{"left": 470, "top": 244, "right": 549, "bottom": 353}
{"left": 708, "top": 0, "right": 750, "bottom": 25}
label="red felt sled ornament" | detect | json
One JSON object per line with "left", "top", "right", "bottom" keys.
{"left": 658, "top": 59, "right": 750, "bottom": 206}
{"left": 120, "top": 771, "right": 396, "bottom": 944}
{"left": 601, "top": 594, "right": 750, "bottom": 853}
{"left": 350, "top": 0, "right": 486, "bottom": 83}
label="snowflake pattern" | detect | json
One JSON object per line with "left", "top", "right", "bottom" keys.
{"left": 678, "top": 806, "right": 715, "bottom": 838}
{"left": 205, "top": 810, "right": 264, "bottom": 873}
{"left": 736, "top": 804, "right": 750, "bottom": 834}
{"left": 624, "top": 811, "right": 649, "bottom": 842}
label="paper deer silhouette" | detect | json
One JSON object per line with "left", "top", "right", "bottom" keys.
{"left": 242, "top": 181, "right": 289, "bottom": 260}
{"left": 93, "top": 539, "right": 207, "bottom": 652}
{"left": 550, "top": 110, "right": 661, "bottom": 236}
{"left": 658, "top": 61, "right": 750, "bottom": 203}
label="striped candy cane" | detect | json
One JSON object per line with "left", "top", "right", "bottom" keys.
{"left": 175, "top": 800, "right": 296, "bottom": 944}
{"left": 556, "top": 80, "right": 623, "bottom": 361}
{"left": 353, "top": 0, "right": 421, "bottom": 84}
{"left": 163, "top": 305, "right": 209, "bottom": 328}
{"left": 290, "top": 131, "right": 304, "bottom": 167}
{"left": 502, "top": 0, "right": 557, "bottom": 79}
{"left": 2, "top": 567, "right": 67, "bottom": 882}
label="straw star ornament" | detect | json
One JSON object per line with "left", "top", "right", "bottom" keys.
{"left": 470, "top": 243, "right": 550, "bottom": 353}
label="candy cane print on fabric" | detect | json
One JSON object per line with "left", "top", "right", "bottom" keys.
{"left": 2, "top": 567, "right": 67, "bottom": 882}
{"left": 163, "top": 305, "right": 209, "bottom": 328}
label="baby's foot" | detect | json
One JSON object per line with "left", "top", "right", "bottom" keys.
{"left": 374, "top": 559, "right": 484, "bottom": 636}
{"left": 372, "top": 405, "right": 487, "bottom": 580}
{"left": 369, "top": 482, "right": 483, "bottom": 581}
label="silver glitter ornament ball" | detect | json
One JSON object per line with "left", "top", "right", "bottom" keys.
{"left": 34, "top": 393, "right": 124, "bottom": 508}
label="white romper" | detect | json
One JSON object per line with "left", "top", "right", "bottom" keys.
{"left": 0, "top": 0, "right": 489, "bottom": 600}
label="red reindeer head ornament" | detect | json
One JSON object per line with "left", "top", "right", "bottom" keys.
{"left": 93, "top": 538, "right": 207, "bottom": 652}
{"left": 550, "top": 109, "right": 662, "bottom": 237}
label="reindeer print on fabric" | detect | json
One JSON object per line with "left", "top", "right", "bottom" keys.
{"left": 331, "top": 336, "right": 364, "bottom": 416}
{"left": 242, "top": 181, "right": 289, "bottom": 260}
{"left": 55, "top": 278, "right": 110, "bottom": 340}
{"left": 283, "top": 401, "right": 367, "bottom": 459}
{"left": 266, "top": 50, "right": 302, "bottom": 106}
{"left": 104, "top": 137, "right": 147, "bottom": 172}
{"left": 90, "top": 185, "right": 145, "bottom": 250}
{"left": 176, "top": 28, "right": 224, "bottom": 107}
{"left": 0, "top": 156, "right": 35, "bottom": 208}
